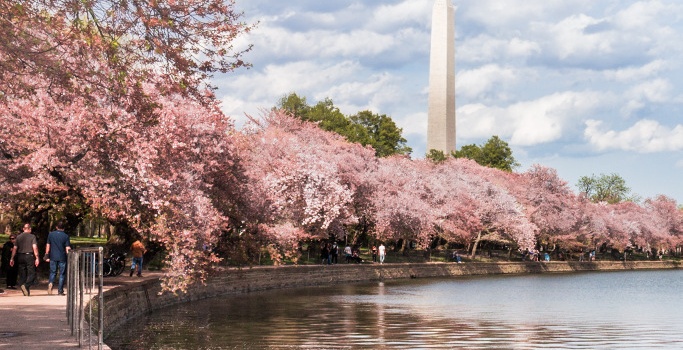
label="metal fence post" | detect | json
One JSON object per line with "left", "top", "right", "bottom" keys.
{"left": 67, "top": 247, "right": 104, "bottom": 349}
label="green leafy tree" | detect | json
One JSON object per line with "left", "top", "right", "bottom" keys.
{"left": 577, "top": 173, "right": 632, "bottom": 204}
{"left": 277, "top": 93, "right": 354, "bottom": 137}
{"left": 350, "top": 110, "right": 412, "bottom": 157}
{"left": 426, "top": 149, "right": 447, "bottom": 163}
{"left": 452, "top": 144, "right": 482, "bottom": 162}
{"left": 452, "top": 136, "right": 519, "bottom": 172}
{"left": 275, "top": 93, "right": 411, "bottom": 157}
{"left": 277, "top": 93, "right": 310, "bottom": 117}
{"left": 307, "top": 98, "right": 354, "bottom": 136}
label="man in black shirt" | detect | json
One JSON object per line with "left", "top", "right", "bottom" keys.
{"left": 1, "top": 234, "right": 18, "bottom": 289}
{"left": 10, "top": 223, "right": 40, "bottom": 296}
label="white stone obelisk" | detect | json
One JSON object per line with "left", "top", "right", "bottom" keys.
{"left": 427, "top": 0, "right": 456, "bottom": 154}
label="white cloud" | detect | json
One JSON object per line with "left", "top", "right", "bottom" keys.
{"left": 548, "top": 14, "right": 611, "bottom": 59}
{"left": 456, "top": 103, "right": 499, "bottom": 139}
{"left": 261, "top": 61, "right": 362, "bottom": 97}
{"left": 458, "top": 35, "right": 541, "bottom": 64}
{"left": 507, "top": 38, "right": 543, "bottom": 58}
{"left": 612, "top": 3, "right": 683, "bottom": 60}
{"left": 584, "top": 119, "right": 683, "bottom": 152}
{"left": 458, "top": 91, "right": 606, "bottom": 146}
{"left": 457, "top": 64, "right": 518, "bottom": 99}
{"left": 400, "top": 111, "right": 429, "bottom": 138}
{"left": 248, "top": 26, "right": 395, "bottom": 60}
{"left": 522, "top": 3, "right": 683, "bottom": 69}
{"left": 621, "top": 79, "right": 674, "bottom": 116}
{"left": 461, "top": 0, "right": 593, "bottom": 27}
{"left": 613, "top": 0, "right": 681, "bottom": 30}
{"left": 370, "top": 0, "right": 432, "bottom": 31}
{"left": 322, "top": 72, "right": 402, "bottom": 113}
{"left": 509, "top": 92, "right": 605, "bottom": 145}
{"left": 628, "top": 79, "right": 673, "bottom": 103}
{"left": 219, "top": 60, "right": 365, "bottom": 122}
{"left": 604, "top": 60, "right": 670, "bottom": 82}
{"left": 239, "top": 15, "right": 430, "bottom": 70}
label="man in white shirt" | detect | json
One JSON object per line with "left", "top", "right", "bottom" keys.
{"left": 379, "top": 244, "right": 386, "bottom": 264}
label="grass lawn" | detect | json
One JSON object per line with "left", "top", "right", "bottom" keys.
{"left": 0, "top": 233, "right": 107, "bottom": 248}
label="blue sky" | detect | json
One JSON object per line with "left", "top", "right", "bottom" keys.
{"left": 216, "top": 0, "right": 683, "bottom": 204}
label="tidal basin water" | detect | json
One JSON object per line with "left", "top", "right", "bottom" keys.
{"left": 107, "top": 269, "right": 683, "bottom": 349}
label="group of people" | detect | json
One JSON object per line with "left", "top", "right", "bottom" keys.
{"left": 320, "top": 241, "right": 387, "bottom": 265}
{"left": 329, "top": 243, "right": 386, "bottom": 264}
{"left": 0, "top": 221, "right": 71, "bottom": 296}
{"left": 451, "top": 251, "right": 463, "bottom": 263}
{"left": 521, "top": 249, "right": 554, "bottom": 262}
{"left": 1, "top": 221, "right": 147, "bottom": 296}
{"left": 319, "top": 242, "right": 340, "bottom": 264}
{"left": 579, "top": 250, "right": 597, "bottom": 262}
{"left": 369, "top": 244, "right": 386, "bottom": 264}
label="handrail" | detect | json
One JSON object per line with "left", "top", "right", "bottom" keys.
{"left": 67, "top": 247, "right": 104, "bottom": 349}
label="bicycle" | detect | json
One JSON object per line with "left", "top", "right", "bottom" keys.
{"left": 102, "top": 252, "right": 127, "bottom": 277}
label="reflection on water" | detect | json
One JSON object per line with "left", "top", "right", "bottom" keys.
{"left": 107, "top": 270, "right": 683, "bottom": 349}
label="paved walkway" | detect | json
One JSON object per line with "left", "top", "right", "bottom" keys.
{"left": 0, "top": 272, "right": 163, "bottom": 349}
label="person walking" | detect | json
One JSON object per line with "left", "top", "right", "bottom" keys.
{"left": 371, "top": 245, "right": 378, "bottom": 263}
{"left": 10, "top": 223, "right": 39, "bottom": 296}
{"left": 330, "top": 242, "right": 339, "bottom": 264}
{"left": 1, "top": 234, "right": 18, "bottom": 289}
{"left": 344, "top": 244, "right": 352, "bottom": 263}
{"left": 378, "top": 243, "right": 386, "bottom": 264}
{"left": 320, "top": 242, "right": 329, "bottom": 265}
{"left": 44, "top": 220, "right": 72, "bottom": 295}
{"left": 130, "top": 238, "right": 146, "bottom": 277}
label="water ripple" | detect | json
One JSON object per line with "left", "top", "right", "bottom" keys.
{"left": 107, "top": 270, "right": 683, "bottom": 350}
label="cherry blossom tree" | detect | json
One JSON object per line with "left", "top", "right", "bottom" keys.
{"left": 568, "top": 195, "right": 683, "bottom": 259}
{"left": 238, "top": 111, "right": 378, "bottom": 262}
{"left": 0, "top": 0, "right": 254, "bottom": 101}
{"left": 511, "top": 165, "right": 582, "bottom": 250}
{"left": 1, "top": 0, "right": 255, "bottom": 292}
{"left": 603, "top": 201, "right": 646, "bottom": 251}
{"left": 642, "top": 195, "right": 683, "bottom": 253}
{"left": 369, "top": 156, "right": 438, "bottom": 249}
{"left": 422, "top": 160, "right": 483, "bottom": 245}
{"left": 0, "top": 77, "right": 245, "bottom": 291}
{"left": 369, "top": 157, "right": 536, "bottom": 256}
{"left": 442, "top": 159, "right": 536, "bottom": 256}
{"left": 573, "top": 199, "right": 649, "bottom": 257}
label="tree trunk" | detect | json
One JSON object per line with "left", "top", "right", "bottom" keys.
{"left": 470, "top": 231, "right": 483, "bottom": 259}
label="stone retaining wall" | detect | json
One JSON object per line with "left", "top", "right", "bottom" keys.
{"left": 101, "top": 260, "right": 680, "bottom": 338}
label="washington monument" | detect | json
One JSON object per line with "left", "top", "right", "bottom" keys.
{"left": 427, "top": 0, "right": 456, "bottom": 154}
